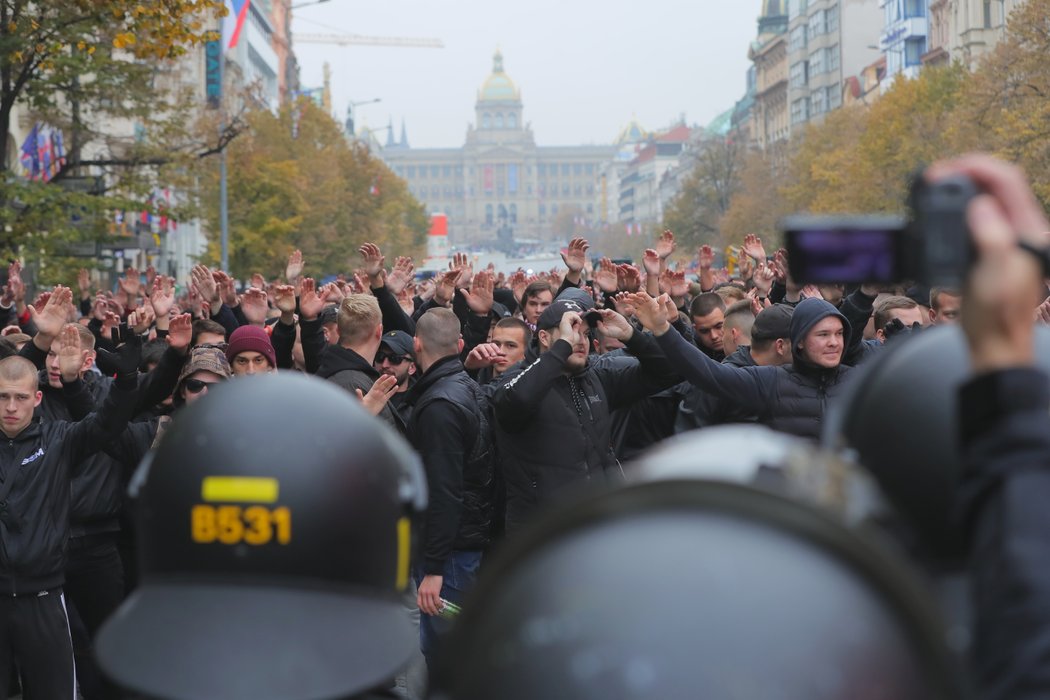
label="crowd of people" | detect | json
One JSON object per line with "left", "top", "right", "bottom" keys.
{"left": 0, "top": 153, "right": 1049, "bottom": 699}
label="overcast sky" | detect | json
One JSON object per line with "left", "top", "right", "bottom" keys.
{"left": 290, "top": 1, "right": 761, "bottom": 148}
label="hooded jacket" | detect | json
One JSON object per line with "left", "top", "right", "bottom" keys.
{"left": 655, "top": 298, "right": 857, "bottom": 439}
{"left": 316, "top": 343, "right": 404, "bottom": 432}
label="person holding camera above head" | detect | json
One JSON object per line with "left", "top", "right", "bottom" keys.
{"left": 491, "top": 295, "right": 678, "bottom": 532}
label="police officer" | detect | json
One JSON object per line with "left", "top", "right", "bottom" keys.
{"left": 96, "top": 373, "right": 428, "bottom": 700}
{"left": 429, "top": 426, "right": 964, "bottom": 700}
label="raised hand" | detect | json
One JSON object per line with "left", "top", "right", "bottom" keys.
{"left": 801, "top": 285, "right": 824, "bottom": 301}
{"left": 250, "top": 272, "right": 267, "bottom": 290}
{"left": 240, "top": 287, "right": 269, "bottom": 325}
{"left": 655, "top": 229, "right": 676, "bottom": 260}
{"left": 119, "top": 267, "right": 142, "bottom": 298}
{"left": 668, "top": 270, "right": 690, "bottom": 299}
{"left": 7, "top": 261, "right": 24, "bottom": 305}
{"left": 450, "top": 252, "right": 474, "bottom": 289}
{"left": 356, "top": 374, "right": 400, "bottom": 416}
{"left": 738, "top": 255, "right": 755, "bottom": 281}
{"left": 359, "top": 243, "right": 385, "bottom": 279}
{"left": 150, "top": 275, "right": 175, "bottom": 319}
{"left": 29, "top": 286, "right": 72, "bottom": 340}
{"left": 55, "top": 324, "right": 89, "bottom": 383}
{"left": 462, "top": 270, "right": 494, "bottom": 316}
{"left": 434, "top": 270, "right": 461, "bottom": 306}
{"left": 594, "top": 258, "right": 618, "bottom": 294}
{"left": 742, "top": 234, "right": 767, "bottom": 262}
{"left": 273, "top": 284, "right": 297, "bottom": 316}
{"left": 299, "top": 278, "right": 331, "bottom": 321}
{"left": 508, "top": 270, "right": 527, "bottom": 303}
{"left": 698, "top": 245, "right": 715, "bottom": 270}
{"left": 214, "top": 270, "right": 238, "bottom": 308}
{"left": 387, "top": 256, "right": 415, "bottom": 296}
{"left": 95, "top": 323, "right": 142, "bottom": 378}
{"left": 191, "top": 264, "right": 219, "bottom": 306}
{"left": 642, "top": 249, "right": 662, "bottom": 277}
{"left": 594, "top": 308, "right": 634, "bottom": 342}
{"left": 465, "top": 343, "right": 505, "bottom": 371}
{"left": 611, "top": 292, "right": 636, "bottom": 318}
{"left": 753, "top": 262, "right": 776, "bottom": 295}
{"left": 92, "top": 293, "right": 108, "bottom": 322}
{"left": 166, "top": 313, "right": 193, "bottom": 354}
{"left": 1036, "top": 298, "right": 1050, "bottom": 326}
{"left": 618, "top": 264, "right": 641, "bottom": 293}
{"left": 561, "top": 237, "right": 589, "bottom": 275}
{"left": 625, "top": 291, "right": 671, "bottom": 335}
{"left": 77, "top": 268, "right": 91, "bottom": 299}
{"left": 660, "top": 294, "right": 681, "bottom": 327}
{"left": 145, "top": 265, "right": 157, "bottom": 289}
{"left": 285, "top": 249, "right": 304, "bottom": 284}
{"left": 712, "top": 268, "right": 731, "bottom": 286}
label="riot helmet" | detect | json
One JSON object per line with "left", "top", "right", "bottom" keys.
{"left": 96, "top": 373, "right": 427, "bottom": 700}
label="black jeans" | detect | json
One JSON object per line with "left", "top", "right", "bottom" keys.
{"left": 0, "top": 590, "right": 75, "bottom": 700}
{"left": 64, "top": 534, "right": 125, "bottom": 700}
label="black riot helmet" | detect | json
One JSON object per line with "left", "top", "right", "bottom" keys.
{"left": 96, "top": 373, "right": 427, "bottom": 700}
{"left": 824, "top": 325, "right": 1050, "bottom": 563}
{"left": 430, "top": 479, "right": 963, "bottom": 700}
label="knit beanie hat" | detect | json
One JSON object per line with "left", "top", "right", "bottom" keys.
{"left": 226, "top": 325, "right": 277, "bottom": 369}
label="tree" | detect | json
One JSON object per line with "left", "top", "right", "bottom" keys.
{"left": 720, "top": 142, "right": 790, "bottom": 246}
{"left": 0, "top": 0, "right": 230, "bottom": 282}
{"left": 204, "top": 99, "right": 428, "bottom": 279}
{"left": 663, "top": 135, "right": 744, "bottom": 250}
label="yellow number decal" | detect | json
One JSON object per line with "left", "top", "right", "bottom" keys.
{"left": 243, "top": 506, "right": 272, "bottom": 545}
{"left": 191, "top": 505, "right": 217, "bottom": 543}
{"left": 272, "top": 507, "right": 292, "bottom": 544}
{"left": 216, "top": 506, "right": 244, "bottom": 545}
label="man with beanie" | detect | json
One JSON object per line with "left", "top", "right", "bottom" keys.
{"left": 226, "top": 325, "right": 277, "bottom": 376}
{"left": 631, "top": 292, "right": 859, "bottom": 439}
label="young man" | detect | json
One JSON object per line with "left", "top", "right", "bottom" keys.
{"left": 929, "top": 287, "right": 962, "bottom": 326}
{"left": 0, "top": 325, "right": 140, "bottom": 700}
{"left": 463, "top": 317, "right": 531, "bottom": 383}
{"left": 722, "top": 300, "right": 755, "bottom": 358}
{"left": 689, "top": 293, "right": 726, "bottom": 361}
{"left": 226, "top": 325, "right": 277, "bottom": 376}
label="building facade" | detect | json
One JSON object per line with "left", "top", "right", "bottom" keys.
{"left": 750, "top": 0, "right": 791, "bottom": 149}
{"left": 788, "top": 0, "right": 882, "bottom": 132}
{"left": 379, "top": 52, "right": 617, "bottom": 248}
{"left": 879, "top": 0, "right": 930, "bottom": 86}
{"left": 948, "top": 0, "right": 1023, "bottom": 68}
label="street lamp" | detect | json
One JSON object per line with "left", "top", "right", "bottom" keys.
{"left": 346, "top": 97, "right": 380, "bottom": 135}
{"left": 291, "top": 0, "right": 331, "bottom": 9}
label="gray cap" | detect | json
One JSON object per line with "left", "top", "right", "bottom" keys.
{"left": 751, "top": 304, "right": 794, "bottom": 341}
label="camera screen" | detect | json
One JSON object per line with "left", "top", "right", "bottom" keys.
{"left": 786, "top": 228, "right": 899, "bottom": 284}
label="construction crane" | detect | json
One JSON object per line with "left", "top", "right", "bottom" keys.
{"left": 293, "top": 31, "right": 444, "bottom": 119}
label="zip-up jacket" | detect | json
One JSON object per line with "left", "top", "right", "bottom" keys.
{"left": 492, "top": 330, "right": 678, "bottom": 531}
{"left": 316, "top": 343, "right": 405, "bottom": 433}
{"left": 406, "top": 356, "right": 494, "bottom": 575}
{"left": 655, "top": 299, "right": 856, "bottom": 439}
{"left": 0, "top": 374, "right": 139, "bottom": 594}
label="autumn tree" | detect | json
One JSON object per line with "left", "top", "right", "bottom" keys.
{"left": 720, "top": 142, "right": 790, "bottom": 246}
{"left": 0, "top": 0, "right": 230, "bottom": 282}
{"left": 663, "top": 134, "right": 744, "bottom": 250}
{"left": 204, "top": 99, "right": 428, "bottom": 279}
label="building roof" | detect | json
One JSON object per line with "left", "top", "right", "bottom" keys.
{"left": 478, "top": 50, "right": 520, "bottom": 102}
{"left": 615, "top": 118, "right": 648, "bottom": 145}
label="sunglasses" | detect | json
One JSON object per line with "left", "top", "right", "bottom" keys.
{"left": 184, "top": 378, "right": 219, "bottom": 394}
{"left": 375, "top": 353, "right": 411, "bottom": 366}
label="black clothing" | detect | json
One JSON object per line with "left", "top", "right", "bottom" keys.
{"left": 372, "top": 285, "right": 415, "bottom": 335}
{"left": 405, "top": 356, "right": 494, "bottom": 575}
{"left": 675, "top": 345, "right": 760, "bottom": 433}
{"left": 491, "top": 331, "right": 678, "bottom": 531}
{"left": 316, "top": 343, "right": 403, "bottom": 432}
{"left": 0, "top": 590, "right": 75, "bottom": 699}
{"left": 959, "top": 368, "right": 1050, "bottom": 700}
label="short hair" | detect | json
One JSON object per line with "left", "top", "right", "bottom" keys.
{"left": 521, "top": 281, "right": 553, "bottom": 307}
{"left": 192, "top": 319, "right": 227, "bottom": 344}
{"left": 723, "top": 300, "right": 755, "bottom": 340}
{"left": 0, "top": 356, "right": 38, "bottom": 385}
{"left": 494, "top": 317, "right": 532, "bottom": 348}
{"left": 416, "top": 308, "right": 461, "bottom": 357}
{"left": 690, "top": 292, "right": 726, "bottom": 319}
{"left": 74, "top": 324, "right": 96, "bottom": 352}
{"left": 0, "top": 336, "right": 15, "bottom": 359}
{"left": 140, "top": 339, "right": 168, "bottom": 371}
{"left": 929, "top": 287, "right": 961, "bottom": 311}
{"left": 714, "top": 285, "right": 747, "bottom": 304}
{"left": 874, "top": 296, "right": 920, "bottom": 331}
{"left": 5, "top": 333, "right": 30, "bottom": 346}
{"left": 337, "top": 294, "right": 382, "bottom": 346}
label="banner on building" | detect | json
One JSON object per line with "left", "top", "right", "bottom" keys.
{"left": 20, "top": 124, "right": 67, "bottom": 182}
{"left": 508, "top": 164, "right": 518, "bottom": 194}
{"left": 483, "top": 165, "right": 494, "bottom": 194}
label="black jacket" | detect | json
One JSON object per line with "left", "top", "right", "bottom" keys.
{"left": 406, "top": 356, "right": 494, "bottom": 575}
{"left": 0, "top": 375, "right": 138, "bottom": 594}
{"left": 655, "top": 300, "right": 857, "bottom": 439}
{"left": 491, "top": 331, "right": 678, "bottom": 532}
{"left": 675, "top": 345, "right": 759, "bottom": 433}
{"left": 316, "top": 343, "right": 404, "bottom": 432}
{"left": 959, "top": 368, "right": 1050, "bottom": 700}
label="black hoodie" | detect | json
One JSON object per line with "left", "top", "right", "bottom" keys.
{"left": 316, "top": 344, "right": 404, "bottom": 432}
{"left": 654, "top": 298, "right": 857, "bottom": 439}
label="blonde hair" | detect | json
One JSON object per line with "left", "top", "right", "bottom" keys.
{"left": 0, "top": 356, "right": 38, "bottom": 385}
{"left": 337, "top": 294, "right": 382, "bottom": 346}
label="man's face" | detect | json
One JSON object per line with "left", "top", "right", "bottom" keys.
{"left": 490, "top": 327, "right": 527, "bottom": 375}
{"left": 46, "top": 336, "right": 93, "bottom": 389}
{"left": 877, "top": 306, "right": 927, "bottom": 343}
{"left": 180, "top": 370, "right": 226, "bottom": 406}
{"left": 523, "top": 290, "right": 553, "bottom": 326}
{"left": 544, "top": 318, "right": 589, "bottom": 372}
{"left": 374, "top": 346, "right": 415, "bottom": 385}
{"left": 0, "top": 376, "right": 41, "bottom": 437}
{"left": 195, "top": 332, "right": 226, "bottom": 348}
{"left": 231, "top": 351, "right": 273, "bottom": 376}
{"left": 692, "top": 308, "right": 725, "bottom": 353}
{"left": 930, "top": 293, "right": 961, "bottom": 325}
{"left": 800, "top": 316, "right": 845, "bottom": 369}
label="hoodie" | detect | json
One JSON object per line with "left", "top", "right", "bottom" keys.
{"left": 316, "top": 345, "right": 404, "bottom": 432}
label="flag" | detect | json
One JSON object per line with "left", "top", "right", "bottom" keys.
{"left": 369, "top": 176, "right": 380, "bottom": 196}
{"left": 625, "top": 223, "right": 632, "bottom": 237}
{"left": 20, "top": 125, "right": 40, "bottom": 180}
{"left": 222, "top": 0, "right": 251, "bottom": 53}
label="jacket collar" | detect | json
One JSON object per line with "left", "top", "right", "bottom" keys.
{"left": 410, "top": 355, "right": 465, "bottom": 399}
{"left": 316, "top": 344, "right": 379, "bottom": 380}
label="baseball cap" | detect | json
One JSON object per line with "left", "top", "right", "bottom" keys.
{"left": 96, "top": 373, "right": 427, "bottom": 700}
{"left": 176, "top": 346, "right": 232, "bottom": 386}
{"left": 319, "top": 305, "right": 339, "bottom": 325}
{"left": 751, "top": 304, "right": 794, "bottom": 342}
{"left": 379, "top": 330, "right": 414, "bottom": 358}
{"left": 537, "top": 298, "right": 599, "bottom": 332}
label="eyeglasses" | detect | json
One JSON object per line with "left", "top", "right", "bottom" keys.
{"left": 374, "top": 353, "right": 411, "bottom": 366}
{"left": 184, "top": 378, "right": 219, "bottom": 394}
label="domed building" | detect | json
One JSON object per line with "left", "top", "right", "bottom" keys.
{"left": 379, "top": 51, "right": 617, "bottom": 248}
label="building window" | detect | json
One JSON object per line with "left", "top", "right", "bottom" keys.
{"left": 485, "top": 204, "right": 493, "bottom": 225}
{"left": 827, "top": 45, "right": 840, "bottom": 71}
{"left": 808, "top": 10, "right": 825, "bottom": 39}
{"left": 429, "top": 166, "right": 439, "bottom": 178}
{"left": 510, "top": 203, "right": 517, "bottom": 223}
{"left": 789, "top": 25, "right": 807, "bottom": 52}
{"left": 811, "top": 88, "right": 826, "bottom": 115}
{"left": 495, "top": 113, "right": 504, "bottom": 128}
{"left": 827, "top": 86, "right": 842, "bottom": 110}
{"left": 789, "top": 60, "right": 808, "bottom": 87}
{"left": 574, "top": 164, "right": 582, "bottom": 176}
{"left": 482, "top": 113, "right": 491, "bottom": 129}
{"left": 586, "top": 203, "right": 593, "bottom": 214}
{"left": 826, "top": 4, "right": 839, "bottom": 32}
{"left": 562, "top": 183, "right": 570, "bottom": 195}
{"left": 586, "top": 184, "right": 594, "bottom": 195}
{"left": 790, "top": 0, "right": 807, "bottom": 19}
{"left": 905, "top": 36, "right": 925, "bottom": 66}
{"left": 562, "top": 164, "right": 570, "bottom": 176}
{"left": 443, "top": 165, "right": 451, "bottom": 177}
{"left": 537, "top": 163, "right": 546, "bottom": 176}
{"left": 539, "top": 203, "right": 546, "bottom": 218}
{"left": 551, "top": 204, "right": 558, "bottom": 215}
{"left": 419, "top": 166, "right": 427, "bottom": 179}
{"left": 585, "top": 163, "right": 594, "bottom": 175}
{"left": 508, "top": 112, "right": 517, "bottom": 128}
{"left": 455, "top": 166, "right": 463, "bottom": 177}
{"left": 809, "top": 48, "right": 825, "bottom": 75}
{"left": 983, "top": 0, "right": 992, "bottom": 27}
{"left": 431, "top": 186, "right": 439, "bottom": 197}
{"left": 904, "top": 0, "right": 926, "bottom": 18}
{"left": 791, "top": 97, "right": 810, "bottom": 124}
{"left": 406, "top": 166, "right": 416, "bottom": 178}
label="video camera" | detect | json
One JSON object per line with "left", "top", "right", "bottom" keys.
{"left": 781, "top": 174, "right": 977, "bottom": 288}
